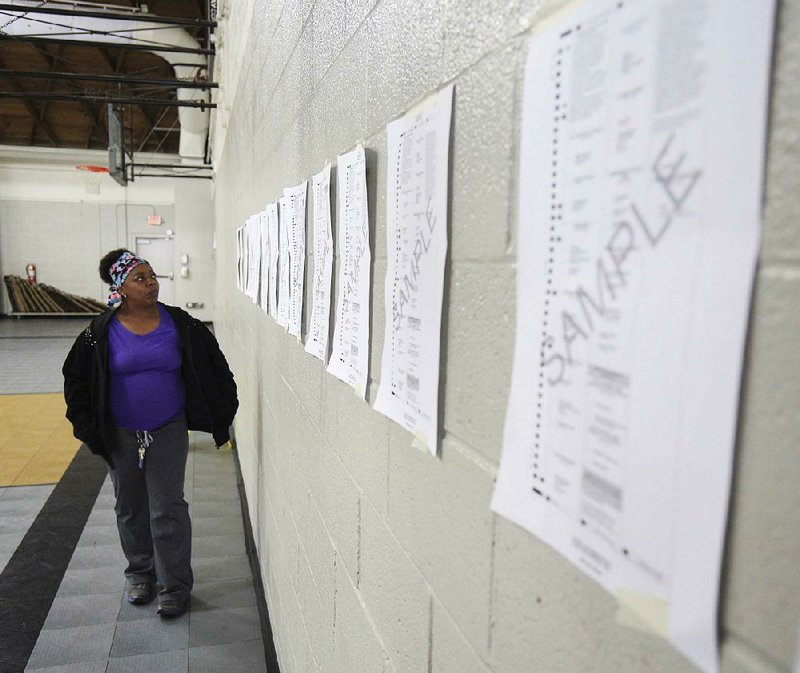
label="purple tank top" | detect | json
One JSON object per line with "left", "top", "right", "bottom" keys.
{"left": 108, "top": 304, "right": 186, "bottom": 431}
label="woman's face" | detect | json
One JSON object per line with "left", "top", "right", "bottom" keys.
{"left": 121, "top": 262, "right": 159, "bottom": 306}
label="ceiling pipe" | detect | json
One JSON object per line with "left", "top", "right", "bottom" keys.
{"left": 1, "top": 0, "right": 211, "bottom": 161}
{"left": 0, "top": 90, "right": 216, "bottom": 108}
{"left": 0, "top": 33, "right": 213, "bottom": 55}
{"left": 0, "top": 68, "right": 218, "bottom": 90}
{"left": 0, "top": 3, "right": 216, "bottom": 28}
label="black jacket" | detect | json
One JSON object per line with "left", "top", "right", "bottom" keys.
{"left": 63, "top": 303, "right": 238, "bottom": 465}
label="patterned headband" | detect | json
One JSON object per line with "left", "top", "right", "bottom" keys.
{"left": 107, "top": 251, "right": 148, "bottom": 308}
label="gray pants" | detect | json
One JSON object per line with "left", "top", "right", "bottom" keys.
{"left": 108, "top": 414, "right": 193, "bottom": 600}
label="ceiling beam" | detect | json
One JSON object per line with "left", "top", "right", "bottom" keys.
{"left": 0, "top": 4, "right": 216, "bottom": 28}
{"left": 21, "top": 41, "right": 102, "bottom": 148}
{"left": 0, "top": 56, "right": 61, "bottom": 146}
{"left": 81, "top": 99, "right": 106, "bottom": 148}
{"left": 90, "top": 46, "right": 127, "bottom": 149}
{"left": 0, "top": 90, "right": 215, "bottom": 108}
{"left": 0, "top": 34, "right": 214, "bottom": 56}
{"left": 8, "top": 82, "right": 61, "bottom": 146}
{"left": 33, "top": 44, "right": 63, "bottom": 144}
{"left": 0, "top": 69, "right": 217, "bottom": 90}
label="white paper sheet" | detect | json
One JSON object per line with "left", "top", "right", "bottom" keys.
{"left": 241, "top": 219, "right": 253, "bottom": 297}
{"left": 328, "top": 146, "right": 371, "bottom": 398}
{"left": 277, "top": 196, "right": 291, "bottom": 330}
{"left": 245, "top": 214, "right": 261, "bottom": 303}
{"left": 283, "top": 181, "right": 308, "bottom": 339}
{"left": 374, "top": 85, "right": 453, "bottom": 455}
{"left": 235, "top": 226, "right": 243, "bottom": 292}
{"left": 305, "top": 164, "right": 335, "bottom": 362}
{"left": 258, "top": 211, "right": 270, "bottom": 313}
{"left": 266, "top": 202, "right": 280, "bottom": 319}
{"left": 491, "top": 2, "right": 775, "bottom": 672}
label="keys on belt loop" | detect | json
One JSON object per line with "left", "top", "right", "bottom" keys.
{"left": 135, "top": 430, "right": 153, "bottom": 469}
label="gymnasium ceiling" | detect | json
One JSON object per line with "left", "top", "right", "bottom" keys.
{"left": 0, "top": 1, "right": 215, "bottom": 156}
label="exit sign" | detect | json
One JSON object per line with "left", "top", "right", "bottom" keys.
{"left": 147, "top": 215, "right": 163, "bottom": 226}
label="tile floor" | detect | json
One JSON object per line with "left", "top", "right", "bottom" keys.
{"left": 0, "top": 317, "right": 81, "bottom": 395}
{"left": 22, "top": 435, "right": 268, "bottom": 673}
{"left": 0, "top": 485, "right": 56, "bottom": 573}
{"left": 0, "top": 317, "right": 269, "bottom": 672}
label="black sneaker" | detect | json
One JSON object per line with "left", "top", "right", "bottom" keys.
{"left": 157, "top": 595, "right": 189, "bottom": 618}
{"left": 126, "top": 581, "right": 156, "bottom": 605}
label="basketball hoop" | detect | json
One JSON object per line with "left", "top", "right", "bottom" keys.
{"left": 76, "top": 165, "right": 108, "bottom": 195}
{"left": 75, "top": 165, "right": 110, "bottom": 173}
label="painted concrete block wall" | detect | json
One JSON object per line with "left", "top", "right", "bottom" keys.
{"left": 210, "top": 2, "right": 800, "bottom": 673}
{"left": 0, "top": 148, "right": 216, "bottom": 319}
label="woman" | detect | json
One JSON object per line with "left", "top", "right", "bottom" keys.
{"left": 63, "top": 249, "right": 238, "bottom": 617}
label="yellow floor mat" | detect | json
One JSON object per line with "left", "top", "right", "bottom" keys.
{"left": 0, "top": 393, "right": 80, "bottom": 486}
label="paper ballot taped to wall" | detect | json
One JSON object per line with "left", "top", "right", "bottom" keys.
{"left": 283, "top": 181, "right": 308, "bottom": 339}
{"left": 235, "top": 226, "right": 243, "bottom": 292}
{"left": 277, "top": 196, "right": 291, "bottom": 330}
{"left": 491, "top": 2, "right": 775, "bottom": 672}
{"left": 374, "top": 85, "right": 453, "bottom": 455}
{"left": 328, "top": 146, "right": 371, "bottom": 398}
{"left": 245, "top": 214, "right": 260, "bottom": 304}
{"left": 258, "top": 210, "right": 270, "bottom": 315}
{"left": 266, "top": 202, "right": 280, "bottom": 319}
{"left": 305, "top": 164, "right": 334, "bottom": 362}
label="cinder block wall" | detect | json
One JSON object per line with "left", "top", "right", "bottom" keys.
{"left": 210, "top": 1, "right": 800, "bottom": 672}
